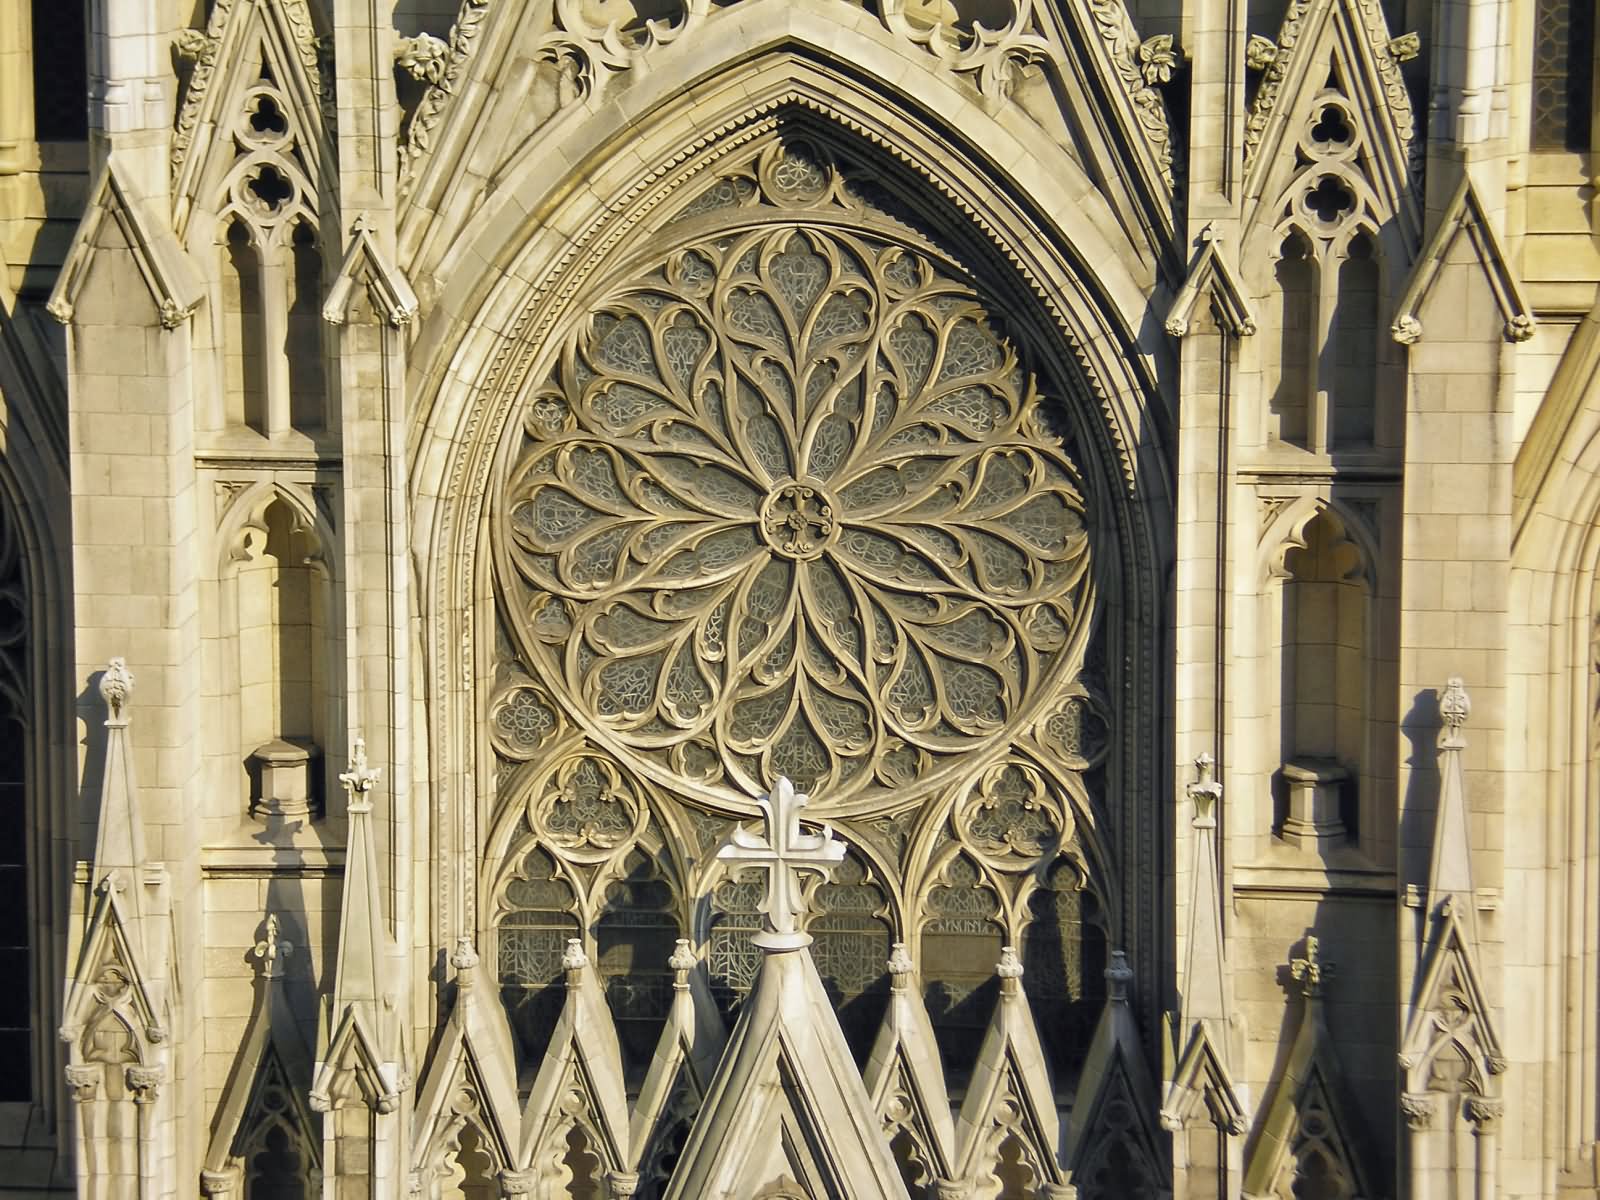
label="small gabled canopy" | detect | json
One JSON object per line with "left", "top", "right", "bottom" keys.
{"left": 663, "top": 943, "right": 911, "bottom": 1200}
{"left": 205, "top": 916, "right": 321, "bottom": 1181}
{"left": 1242, "top": 938, "right": 1370, "bottom": 1200}
{"left": 412, "top": 940, "right": 521, "bottom": 1178}
{"left": 311, "top": 1005, "right": 398, "bottom": 1113}
{"left": 517, "top": 940, "right": 632, "bottom": 1175}
{"left": 1166, "top": 225, "right": 1256, "bottom": 338}
{"left": 1401, "top": 897, "right": 1505, "bottom": 1095}
{"left": 629, "top": 939, "right": 726, "bottom": 1171}
{"left": 863, "top": 946, "right": 957, "bottom": 1182}
{"left": 60, "top": 882, "right": 167, "bottom": 1056}
{"left": 323, "top": 214, "right": 419, "bottom": 329}
{"left": 1066, "top": 951, "right": 1163, "bottom": 1171}
{"left": 315, "top": 741, "right": 401, "bottom": 1111}
{"left": 1392, "top": 173, "right": 1535, "bottom": 345}
{"left": 61, "top": 659, "right": 170, "bottom": 1059}
{"left": 1162, "top": 1022, "right": 1248, "bottom": 1135}
{"left": 952, "top": 948, "right": 1065, "bottom": 1188}
{"left": 46, "top": 160, "right": 202, "bottom": 330}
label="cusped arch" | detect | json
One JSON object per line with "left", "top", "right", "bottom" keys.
{"left": 215, "top": 480, "right": 335, "bottom": 581}
{"left": 1260, "top": 497, "right": 1378, "bottom": 589}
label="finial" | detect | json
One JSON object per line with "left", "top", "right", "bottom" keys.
{"left": 339, "top": 735, "right": 381, "bottom": 809}
{"left": 562, "top": 937, "right": 588, "bottom": 973}
{"left": 451, "top": 936, "right": 479, "bottom": 973}
{"left": 1188, "top": 751, "right": 1222, "bottom": 827}
{"left": 668, "top": 937, "right": 695, "bottom": 978}
{"left": 717, "top": 776, "right": 846, "bottom": 950}
{"left": 100, "top": 658, "right": 134, "bottom": 724}
{"left": 253, "top": 914, "right": 293, "bottom": 979}
{"left": 1290, "top": 934, "right": 1331, "bottom": 998}
{"left": 1105, "top": 948, "right": 1134, "bottom": 1002}
{"left": 1440, "top": 678, "right": 1470, "bottom": 749}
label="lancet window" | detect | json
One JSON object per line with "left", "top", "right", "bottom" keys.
{"left": 201, "top": 41, "right": 327, "bottom": 438}
{"left": 497, "top": 848, "right": 580, "bottom": 1065}
{"left": 922, "top": 851, "right": 1005, "bottom": 1086}
{"left": 596, "top": 846, "right": 679, "bottom": 1079}
{"left": 1258, "top": 82, "right": 1396, "bottom": 455}
{"left": 1021, "top": 857, "right": 1107, "bottom": 1089}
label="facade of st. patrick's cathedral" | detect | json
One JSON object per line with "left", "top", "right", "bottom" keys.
{"left": 3, "top": 0, "right": 1600, "bottom": 1196}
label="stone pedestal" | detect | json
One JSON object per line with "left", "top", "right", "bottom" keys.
{"left": 1280, "top": 758, "right": 1347, "bottom": 848}
{"left": 249, "top": 738, "right": 316, "bottom": 818}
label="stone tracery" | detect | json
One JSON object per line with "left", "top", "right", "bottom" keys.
{"left": 498, "top": 142, "right": 1094, "bottom": 813}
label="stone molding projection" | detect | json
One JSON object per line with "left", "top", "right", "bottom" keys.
{"left": 6, "top": 0, "right": 1581, "bottom": 1194}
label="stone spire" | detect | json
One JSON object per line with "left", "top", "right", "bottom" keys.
{"left": 1163, "top": 752, "right": 1247, "bottom": 1140}
{"left": 90, "top": 658, "right": 148, "bottom": 927}
{"left": 331, "top": 735, "right": 386, "bottom": 1017}
{"left": 663, "top": 778, "right": 909, "bottom": 1199}
{"left": 310, "top": 735, "right": 399, "bottom": 1113}
{"left": 1426, "top": 677, "right": 1476, "bottom": 923}
{"left": 1180, "top": 751, "right": 1230, "bottom": 1036}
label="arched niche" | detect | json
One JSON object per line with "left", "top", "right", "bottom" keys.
{"left": 1251, "top": 502, "right": 1390, "bottom": 862}
{"left": 209, "top": 485, "right": 338, "bottom": 825}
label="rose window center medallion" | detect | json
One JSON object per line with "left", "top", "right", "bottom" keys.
{"left": 498, "top": 170, "right": 1094, "bottom": 813}
{"left": 760, "top": 481, "right": 838, "bottom": 560}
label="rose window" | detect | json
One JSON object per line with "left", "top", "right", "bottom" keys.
{"left": 499, "top": 220, "right": 1093, "bottom": 809}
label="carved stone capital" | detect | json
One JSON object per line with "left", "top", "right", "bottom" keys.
{"left": 63, "top": 1065, "right": 100, "bottom": 1103}
{"left": 500, "top": 1169, "right": 537, "bottom": 1195}
{"left": 607, "top": 1171, "right": 641, "bottom": 1197}
{"left": 1466, "top": 1096, "right": 1504, "bottom": 1131}
{"left": 1400, "top": 1092, "right": 1436, "bottom": 1131}
{"left": 200, "top": 1168, "right": 238, "bottom": 1197}
{"left": 126, "top": 1064, "right": 164, "bottom": 1103}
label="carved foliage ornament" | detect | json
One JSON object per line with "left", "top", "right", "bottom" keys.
{"left": 880, "top": 0, "right": 1052, "bottom": 105}
{"left": 497, "top": 144, "right": 1093, "bottom": 813}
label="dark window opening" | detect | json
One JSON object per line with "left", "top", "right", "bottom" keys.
{"left": 30, "top": 0, "right": 88, "bottom": 141}
{"left": 1533, "top": 0, "right": 1594, "bottom": 150}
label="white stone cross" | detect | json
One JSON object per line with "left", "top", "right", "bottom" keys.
{"left": 718, "top": 777, "right": 845, "bottom": 950}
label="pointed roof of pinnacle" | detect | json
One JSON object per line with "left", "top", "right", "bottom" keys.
{"left": 664, "top": 777, "right": 909, "bottom": 1199}
{"left": 331, "top": 735, "right": 386, "bottom": 1015}
{"left": 1181, "top": 751, "right": 1229, "bottom": 1033}
{"left": 1427, "top": 678, "right": 1477, "bottom": 923}
{"left": 92, "top": 658, "right": 148, "bottom": 902}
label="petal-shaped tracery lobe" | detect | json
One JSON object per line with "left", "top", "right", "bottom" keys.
{"left": 500, "top": 216, "right": 1093, "bottom": 808}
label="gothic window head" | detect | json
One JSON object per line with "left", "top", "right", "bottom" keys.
{"left": 487, "top": 132, "right": 1116, "bottom": 1115}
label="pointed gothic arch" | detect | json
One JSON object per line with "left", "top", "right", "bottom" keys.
{"left": 0, "top": 318, "right": 74, "bottom": 1125}
{"left": 405, "top": 47, "right": 1172, "bottom": 1192}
